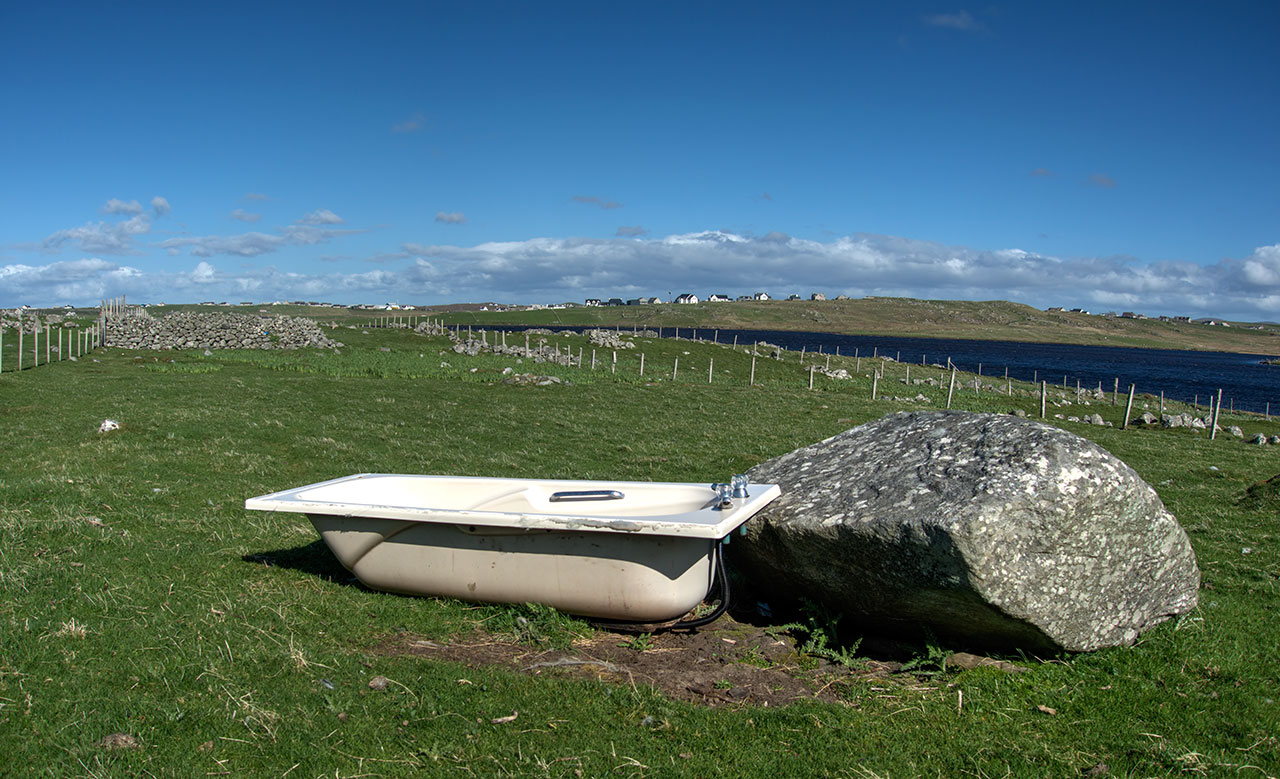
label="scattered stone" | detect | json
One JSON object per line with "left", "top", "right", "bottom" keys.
{"left": 1228, "top": 426, "right": 1244, "bottom": 438}
{"left": 368, "top": 675, "right": 389, "bottom": 691}
{"left": 1270, "top": 435, "right": 1280, "bottom": 445}
{"left": 945, "top": 652, "right": 1028, "bottom": 673}
{"left": 502, "top": 373, "right": 565, "bottom": 386}
{"left": 1139, "top": 412, "right": 1158, "bottom": 425}
{"left": 738, "top": 411, "right": 1200, "bottom": 652}
{"left": 1249, "top": 434, "right": 1267, "bottom": 446}
{"left": 97, "top": 732, "right": 139, "bottom": 749}
{"left": 97, "top": 419, "right": 120, "bottom": 433}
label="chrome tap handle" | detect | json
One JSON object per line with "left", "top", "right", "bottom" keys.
{"left": 731, "top": 474, "right": 750, "bottom": 499}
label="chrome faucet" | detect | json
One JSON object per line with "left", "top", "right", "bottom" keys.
{"left": 731, "top": 474, "right": 750, "bottom": 499}
{"left": 712, "top": 482, "right": 733, "bottom": 509}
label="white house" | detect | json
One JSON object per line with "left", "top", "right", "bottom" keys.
{"left": 675, "top": 294, "right": 699, "bottom": 304}
{"left": 753, "top": 292, "right": 770, "bottom": 301}
{"left": 707, "top": 293, "right": 731, "bottom": 302}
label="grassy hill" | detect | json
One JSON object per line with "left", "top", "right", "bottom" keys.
{"left": 430, "top": 298, "right": 1280, "bottom": 355}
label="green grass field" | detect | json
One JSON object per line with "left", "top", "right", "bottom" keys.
{"left": 1, "top": 324, "right": 1277, "bottom": 777}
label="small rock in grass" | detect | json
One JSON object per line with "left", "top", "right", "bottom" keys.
{"left": 98, "top": 419, "right": 120, "bottom": 433}
{"left": 368, "top": 675, "right": 389, "bottom": 691}
{"left": 97, "top": 732, "right": 139, "bottom": 749}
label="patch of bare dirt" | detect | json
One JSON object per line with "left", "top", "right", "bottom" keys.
{"left": 375, "top": 615, "right": 912, "bottom": 708}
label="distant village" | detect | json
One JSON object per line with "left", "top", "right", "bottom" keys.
{"left": 1, "top": 295, "right": 1262, "bottom": 330}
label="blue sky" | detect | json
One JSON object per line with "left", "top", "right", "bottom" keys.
{"left": 3, "top": 2, "right": 1277, "bottom": 318}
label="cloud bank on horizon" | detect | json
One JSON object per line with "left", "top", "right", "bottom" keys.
{"left": 4, "top": 207, "right": 1279, "bottom": 321}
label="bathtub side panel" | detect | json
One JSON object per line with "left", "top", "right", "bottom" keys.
{"left": 308, "top": 516, "right": 716, "bottom": 622}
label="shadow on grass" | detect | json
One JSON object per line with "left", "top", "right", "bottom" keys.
{"left": 242, "top": 540, "right": 354, "bottom": 585}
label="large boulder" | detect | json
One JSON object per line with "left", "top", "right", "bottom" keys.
{"left": 738, "top": 411, "right": 1200, "bottom": 652}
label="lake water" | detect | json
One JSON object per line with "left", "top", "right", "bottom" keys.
{"left": 497, "top": 324, "right": 1280, "bottom": 414}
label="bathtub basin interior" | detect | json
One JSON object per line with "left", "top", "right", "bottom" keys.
{"left": 245, "top": 473, "right": 781, "bottom": 621}
{"left": 246, "top": 473, "right": 781, "bottom": 539}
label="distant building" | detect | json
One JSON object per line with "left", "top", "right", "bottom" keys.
{"left": 786, "top": 294, "right": 801, "bottom": 301}
{"left": 607, "top": 298, "right": 624, "bottom": 306}
{"left": 675, "top": 293, "right": 699, "bottom": 304}
{"left": 585, "top": 298, "right": 601, "bottom": 307}
{"left": 707, "top": 293, "right": 731, "bottom": 302}
{"left": 811, "top": 293, "right": 826, "bottom": 301}
{"left": 753, "top": 292, "right": 770, "bottom": 301}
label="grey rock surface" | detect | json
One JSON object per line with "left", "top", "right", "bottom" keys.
{"left": 739, "top": 411, "right": 1200, "bottom": 652}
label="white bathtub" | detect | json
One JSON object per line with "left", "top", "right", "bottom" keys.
{"left": 245, "top": 473, "right": 781, "bottom": 622}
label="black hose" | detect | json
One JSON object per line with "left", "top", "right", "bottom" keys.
{"left": 589, "top": 540, "right": 731, "bottom": 633}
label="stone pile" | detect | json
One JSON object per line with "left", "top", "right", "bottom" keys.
{"left": 1162, "top": 413, "right": 1210, "bottom": 429}
{"left": 103, "top": 309, "right": 341, "bottom": 350}
{"left": 586, "top": 329, "right": 637, "bottom": 349}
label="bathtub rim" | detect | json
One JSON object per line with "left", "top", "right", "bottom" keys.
{"left": 245, "top": 473, "right": 781, "bottom": 539}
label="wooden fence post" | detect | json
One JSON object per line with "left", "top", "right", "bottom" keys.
{"left": 591, "top": 349, "right": 597, "bottom": 370}
{"left": 946, "top": 368, "right": 956, "bottom": 409}
{"left": 809, "top": 365, "right": 815, "bottom": 390}
{"left": 708, "top": 358, "right": 714, "bottom": 384}
{"left": 1112, "top": 377, "right": 1119, "bottom": 405}
{"left": 611, "top": 351, "right": 617, "bottom": 374}
{"left": 872, "top": 370, "right": 879, "bottom": 400}
{"left": 1210, "top": 388, "right": 1223, "bottom": 439}
{"left": 749, "top": 355, "right": 756, "bottom": 386}
{"left": 639, "top": 352, "right": 645, "bottom": 376}
{"left": 1122, "top": 384, "right": 1136, "bottom": 429}
{"left": 672, "top": 356, "right": 679, "bottom": 381}
{"left": 1040, "top": 381, "right": 1047, "bottom": 419}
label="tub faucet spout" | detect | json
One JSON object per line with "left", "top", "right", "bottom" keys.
{"left": 712, "top": 482, "right": 733, "bottom": 509}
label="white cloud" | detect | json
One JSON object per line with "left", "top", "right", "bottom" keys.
{"left": 297, "top": 209, "right": 345, "bottom": 225}
{"left": 923, "top": 10, "right": 984, "bottom": 31}
{"left": 154, "top": 222, "right": 365, "bottom": 258}
{"left": 102, "top": 198, "right": 143, "bottom": 215}
{"left": 616, "top": 225, "right": 647, "bottom": 237}
{"left": 151, "top": 196, "right": 171, "bottom": 217}
{"left": 154, "top": 232, "right": 286, "bottom": 258}
{"left": 243, "top": 192, "right": 269, "bottom": 201}
{"left": 435, "top": 211, "right": 467, "bottom": 224}
{"left": 43, "top": 214, "right": 151, "bottom": 254}
{"left": 8, "top": 233, "right": 1280, "bottom": 322}
{"left": 191, "top": 261, "right": 216, "bottom": 283}
{"left": 392, "top": 112, "right": 427, "bottom": 133}
{"left": 230, "top": 209, "right": 261, "bottom": 222}
{"left": 572, "top": 195, "right": 623, "bottom": 209}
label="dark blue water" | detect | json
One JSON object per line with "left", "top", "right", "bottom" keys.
{"left": 490, "top": 324, "right": 1280, "bottom": 414}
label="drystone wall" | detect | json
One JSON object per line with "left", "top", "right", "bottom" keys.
{"left": 103, "top": 309, "right": 341, "bottom": 350}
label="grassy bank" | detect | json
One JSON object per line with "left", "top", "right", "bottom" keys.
{"left": 434, "top": 298, "right": 1280, "bottom": 356}
{"left": 1, "top": 326, "right": 1277, "bottom": 776}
